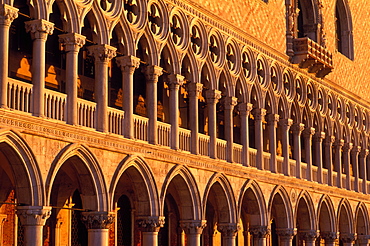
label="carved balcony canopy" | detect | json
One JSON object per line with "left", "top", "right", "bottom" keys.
{"left": 292, "top": 37, "right": 333, "bottom": 78}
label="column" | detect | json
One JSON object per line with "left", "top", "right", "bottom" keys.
{"left": 58, "top": 33, "right": 86, "bottom": 125}
{"left": 276, "top": 228, "right": 296, "bottom": 246}
{"left": 224, "top": 97, "right": 238, "bottom": 162}
{"left": 16, "top": 206, "right": 52, "bottom": 246}
{"left": 180, "top": 220, "right": 206, "bottom": 246}
{"left": 87, "top": 44, "right": 116, "bottom": 132}
{"left": 351, "top": 146, "right": 361, "bottom": 192}
{"left": 168, "top": 74, "right": 184, "bottom": 150}
{"left": 313, "top": 132, "right": 325, "bottom": 183}
{"left": 144, "top": 65, "right": 163, "bottom": 145}
{"left": 357, "top": 235, "right": 370, "bottom": 246}
{"left": 324, "top": 136, "right": 336, "bottom": 186}
{"left": 267, "top": 114, "right": 280, "bottom": 173}
{"left": 298, "top": 230, "right": 318, "bottom": 246}
{"left": 334, "top": 139, "right": 345, "bottom": 188}
{"left": 205, "top": 89, "right": 222, "bottom": 159}
{"left": 302, "top": 127, "right": 315, "bottom": 181}
{"left": 187, "top": 82, "right": 203, "bottom": 154}
{"left": 279, "top": 119, "right": 293, "bottom": 176}
{"left": 0, "top": 214, "right": 7, "bottom": 246}
{"left": 253, "top": 108, "right": 267, "bottom": 170}
{"left": 249, "top": 225, "right": 270, "bottom": 246}
{"left": 321, "top": 231, "right": 337, "bottom": 246}
{"left": 343, "top": 143, "right": 353, "bottom": 190}
{"left": 237, "top": 103, "right": 253, "bottom": 166}
{"left": 137, "top": 216, "right": 165, "bottom": 246}
{"left": 292, "top": 123, "right": 304, "bottom": 178}
{"left": 53, "top": 217, "right": 63, "bottom": 246}
{"left": 81, "top": 211, "right": 115, "bottom": 246}
{"left": 115, "top": 55, "right": 140, "bottom": 139}
{"left": 25, "top": 19, "right": 54, "bottom": 117}
{"left": 359, "top": 149, "right": 369, "bottom": 194}
{"left": 0, "top": 4, "right": 18, "bottom": 108}
{"left": 340, "top": 233, "right": 356, "bottom": 246}
{"left": 218, "top": 223, "right": 239, "bottom": 246}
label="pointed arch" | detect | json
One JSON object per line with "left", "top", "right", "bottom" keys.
{"left": 317, "top": 195, "right": 336, "bottom": 233}
{"left": 355, "top": 202, "right": 370, "bottom": 235}
{"left": 295, "top": 191, "right": 316, "bottom": 230}
{"left": 268, "top": 185, "right": 294, "bottom": 229}
{"left": 337, "top": 199, "right": 354, "bottom": 234}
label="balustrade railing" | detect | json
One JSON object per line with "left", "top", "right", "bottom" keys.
{"left": 44, "top": 90, "right": 66, "bottom": 121}
{"left": 77, "top": 98, "right": 96, "bottom": 128}
{"left": 233, "top": 143, "right": 243, "bottom": 164}
{"left": 133, "top": 115, "right": 148, "bottom": 141}
{"left": 263, "top": 152, "right": 270, "bottom": 170}
{"left": 179, "top": 128, "right": 191, "bottom": 152}
{"left": 7, "top": 79, "right": 32, "bottom": 113}
{"left": 216, "top": 139, "right": 227, "bottom": 161}
{"left": 157, "top": 121, "right": 170, "bottom": 147}
{"left": 249, "top": 148, "right": 257, "bottom": 168}
{"left": 276, "top": 156, "right": 284, "bottom": 174}
{"left": 199, "top": 133, "right": 210, "bottom": 156}
{"left": 108, "top": 107, "right": 124, "bottom": 135}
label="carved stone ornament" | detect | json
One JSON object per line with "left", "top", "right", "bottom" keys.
{"left": 168, "top": 74, "right": 185, "bottom": 90}
{"left": 276, "top": 228, "right": 297, "bottom": 240}
{"left": 16, "top": 206, "right": 52, "bottom": 226}
{"left": 87, "top": 44, "right": 117, "bottom": 62}
{"left": 179, "top": 220, "right": 207, "bottom": 234}
{"left": 143, "top": 65, "right": 163, "bottom": 83}
{"left": 116, "top": 55, "right": 141, "bottom": 74}
{"left": 298, "top": 230, "right": 319, "bottom": 242}
{"left": 340, "top": 233, "right": 356, "bottom": 243}
{"left": 320, "top": 231, "right": 338, "bottom": 243}
{"left": 218, "top": 223, "right": 240, "bottom": 237}
{"left": 249, "top": 225, "right": 270, "bottom": 238}
{"left": 137, "top": 216, "right": 165, "bottom": 232}
{"left": 205, "top": 89, "right": 222, "bottom": 104}
{"left": 81, "top": 211, "right": 115, "bottom": 229}
{"left": 25, "top": 19, "right": 54, "bottom": 40}
{"left": 187, "top": 82, "right": 203, "bottom": 97}
{"left": 0, "top": 4, "right": 18, "bottom": 26}
{"left": 58, "top": 33, "right": 86, "bottom": 52}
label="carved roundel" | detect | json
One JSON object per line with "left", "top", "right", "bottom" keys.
{"left": 208, "top": 32, "right": 223, "bottom": 66}
{"left": 354, "top": 108, "right": 359, "bottom": 129}
{"left": 337, "top": 98, "right": 344, "bottom": 122}
{"left": 256, "top": 59, "right": 267, "bottom": 86}
{"left": 327, "top": 94, "right": 334, "bottom": 118}
{"left": 282, "top": 72, "right": 294, "bottom": 99}
{"left": 124, "top": 0, "right": 144, "bottom": 28}
{"left": 317, "top": 89, "right": 324, "bottom": 113}
{"left": 295, "top": 77, "right": 304, "bottom": 105}
{"left": 100, "top": 0, "right": 113, "bottom": 12}
{"left": 148, "top": 1, "right": 168, "bottom": 40}
{"left": 226, "top": 42, "right": 238, "bottom": 73}
{"left": 242, "top": 51, "right": 252, "bottom": 80}
{"left": 345, "top": 103, "right": 351, "bottom": 125}
{"left": 170, "top": 12, "right": 188, "bottom": 50}
{"left": 270, "top": 66, "right": 279, "bottom": 93}
{"left": 362, "top": 111, "right": 368, "bottom": 132}
{"left": 190, "top": 24, "right": 206, "bottom": 58}
{"left": 307, "top": 83, "right": 314, "bottom": 109}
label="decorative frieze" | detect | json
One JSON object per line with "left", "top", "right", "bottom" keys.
{"left": 137, "top": 216, "right": 165, "bottom": 232}
{"left": 81, "top": 212, "right": 115, "bottom": 229}
{"left": 16, "top": 206, "right": 52, "bottom": 226}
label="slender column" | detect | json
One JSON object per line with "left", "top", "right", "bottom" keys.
{"left": 302, "top": 127, "right": 315, "bottom": 181}
{"left": 87, "top": 44, "right": 116, "bottom": 132}
{"left": 59, "top": 33, "right": 86, "bottom": 125}
{"left": 218, "top": 223, "right": 239, "bottom": 246}
{"left": 25, "top": 19, "right": 54, "bottom": 117}
{"left": 276, "top": 228, "right": 296, "bottom": 246}
{"left": 16, "top": 206, "right": 52, "bottom": 246}
{"left": 334, "top": 139, "right": 345, "bottom": 188}
{"left": 292, "top": 123, "right": 305, "bottom": 178}
{"left": 205, "top": 89, "right": 222, "bottom": 159}
{"left": 168, "top": 74, "right": 184, "bottom": 150}
{"left": 340, "top": 233, "right": 356, "bottom": 246}
{"left": 357, "top": 235, "right": 370, "bottom": 246}
{"left": 324, "top": 136, "right": 336, "bottom": 186}
{"left": 267, "top": 114, "right": 280, "bottom": 173}
{"left": 224, "top": 97, "right": 238, "bottom": 162}
{"left": 279, "top": 119, "right": 293, "bottom": 176}
{"left": 321, "top": 232, "right": 338, "bottom": 246}
{"left": 187, "top": 82, "right": 203, "bottom": 154}
{"left": 144, "top": 65, "right": 163, "bottom": 145}
{"left": 81, "top": 212, "right": 115, "bottom": 246}
{"left": 116, "top": 55, "right": 140, "bottom": 138}
{"left": 179, "top": 220, "right": 206, "bottom": 246}
{"left": 351, "top": 146, "right": 361, "bottom": 192}
{"left": 359, "top": 149, "right": 369, "bottom": 194}
{"left": 0, "top": 214, "right": 7, "bottom": 246}
{"left": 343, "top": 143, "right": 353, "bottom": 190}
{"left": 137, "top": 217, "right": 165, "bottom": 246}
{"left": 313, "top": 132, "right": 325, "bottom": 183}
{"left": 53, "top": 217, "right": 63, "bottom": 246}
{"left": 249, "top": 225, "right": 270, "bottom": 246}
{"left": 237, "top": 103, "right": 253, "bottom": 166}
{"left": 298, "top": 230, "right": 318, "bottom": 246}
{"left": 253, "top": 108, "right": 267, "bottom": 170}
{"left": 0, "top": 4, "right": 18, "bottom": 108}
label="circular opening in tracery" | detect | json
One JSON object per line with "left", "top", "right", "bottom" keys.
{"left": 307, "top": 84, "right": 313, "bottom": 108}
{"left": 242, "top": 52, "right": 251, "bottom": 78}
{"left": 191, "top": 26, "right": 202, "bottom": 56}
{"left": 209, "top": 34, "right": 220, "bottom": 64}
{"left": 318, "top": 90, "right": 323, "bottom": 111}
{"left": 148, "top": 3, "right": 163, "bottom": 36}
{"left": 283, "top": 73, "right": 290, "bottom": 97}
{"left": 226, "top": 44, "right": 236, "bottom": 71}
{"left": 271, "top": 67, "right": 278, "bottom": 92}
{"left": 257, "top": 60, "right": 266, "bottom": 85}
{"left": 296, "top": 79, "right": 302, "bottom": 103}
{"left": 124, "top": 0, "right": 139, "bottom": 24}
{"left": 170, "top": 15, "right": 183, "bottom": 46}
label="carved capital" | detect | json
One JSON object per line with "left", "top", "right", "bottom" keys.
{"left": 179, "top": 220, "right": 207, "bottom": 234}
{"left": 313, "top": 131, "right": 325, "bottom": 142}
{"left": 351, "top": 146, "right": 361, "bottom": 155}
{"left": 237, "top": 103, "right": 253, "bottom": 116}
{"left": 279, "top": 118, "right": 293, "bottom": 129}
{"left": 0, "top": 4, "right": 18, "bottom": 26}
{"left": 249, "top": 225, "right": 270, "bottom": 238}
{"left": 16, "top": 206, "right": 52, "bottom": 226}
{"left": 267, "top": 114, "right": 280, "bottom": 127}
{"left": 59, "top": 33, "right": 86, "bottom": 52}
{"left": 87, "top": 44, "right": 117, "bottom": 62}
{"left": 302, "top": 127, "right": 316, "bottom": 138}
{"left": 360, "top": 149, "right": 369, "bottom": 158}
{"left": 25, "top": 19, "right": 54, "bottom": 40}
{"left": 81, "top": 212, "right": 115, "bottom": 229}
{"left": 298, "top": 230, "right": 319, "bottom": 242}
{"left": 357, "top": 235, "right": 370, "bottom": 244}
{"left": 276, "top": 228, "right": 297, "bottom": 240}
{"left": 320, "top": 231, "right": 338, "bottom": 243}
{"left": 143, "top": 65, "right": 163, "bottom": 83}
{"left": 205, "top": 89, "right": 222, "bottom": 105}
{"left": 168, "top": 74, "right": 185, "bottom": 90}
{"left": 253, "top": 108, "right": 267, "bottom": 121}
{"left": 137, "top": 216, "right": 165, "bottom": 232}
{"left": 340, "top": 233, "right": 356, "bottom": 243}
{"left": 218, "top": 223, "right": 240, "bottom": 237}
{"left": 291, "top": 123, "right": 305, "bottom": 135}
{"left": 187, "top": 82, "right": 203, "bottom": 97}
{"left": 343, "top": 142, "right": 353, "bottom": 152}
{"left": 116, "top": 55, "right": 140, "bottom": 74}
{"left": 224, "top": 96, "right": 238, "bottom": 110}
{"left": 334, "top": 139, "right": 345, "bottom": 148}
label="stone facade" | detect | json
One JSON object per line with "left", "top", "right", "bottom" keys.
{"left": 0, "top": 0, "right": 370, "bottom": 246}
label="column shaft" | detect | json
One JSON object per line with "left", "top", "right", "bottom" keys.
{"left": 334, "top": 140, "right": 344, "bottom": 188}
{"left": 238, "top": 103, "right": 253, "bottom": 166}
{"left": 267, "top": 114, "right": 279, "bottom": 173}
{"left": 359, "top": 149, "right": 369, "bottom": 194}
{"left": 254, "top": 108, "right": 266, "bottom": 170}
{"left": 206, "top": 90, "right": 221, "bottom": 159}
{"left": 351, "top": 146, "right": 361, "bottom": 192}
{"left": 314, "top": 132, "right": 325, "bottom": 183}
{"left": 303, "top": 127, "right": 315, "bottom": 181}
{"left": 187, "top": 82, "right": 202, "bottom": 154}
{"left": 343, "top": 143, "right": 353, "bottom": 190}
{"left": 292, "top": 123, "right": 304, "bottom": 178}
{"left": 224, "top": 97, "right": 238, "bottom": 162}
{"left": 279, "top": 119, "right": 293, "bottom": 176}
{"left": 324, "top": 136, "right": 335, "bottom": 186}
{"left": 168, "top": 74, "right": 184, "bottom": 150}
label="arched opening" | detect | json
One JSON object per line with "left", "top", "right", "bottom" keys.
{"left": 270, "top": 192, "right": 291, "bottom": 246}
{"left": 335, "top": 0, "right": 354, "bottom": 59}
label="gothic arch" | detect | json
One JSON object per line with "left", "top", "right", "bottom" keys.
{"left": 317, "top": 195, "right": 336, "bottom": 233}
{"left": 46, "top": 143, "right": 108, "bottom": 211}
{"left": 337, "top": 199, "right": 354, "bottom": 234}
{"left": 268, "top": 185, "right": 294, "bottom": 229}
{"left": 109, "top": 155, "right": 159, "bottom": 216}
{"left": 354, "top": 202, "right": 370, "bottom": 235}
{"left": 295, "top": 191, "right": 316, "bottom": 230}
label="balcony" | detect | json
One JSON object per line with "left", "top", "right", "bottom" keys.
{"left": 292, "top": 37, "right": 333, "bottom": 78}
